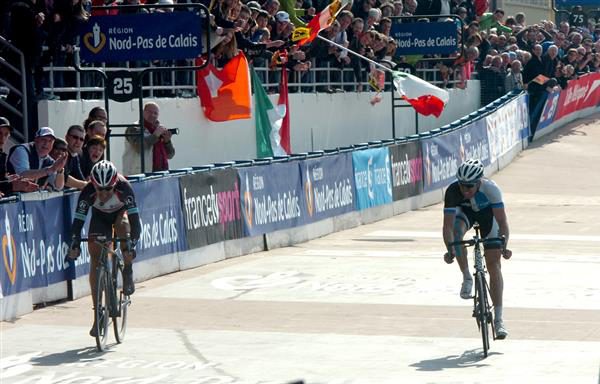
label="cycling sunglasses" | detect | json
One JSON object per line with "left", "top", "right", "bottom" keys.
{"left": 459, "top": 182, "right": 477, "bottom": 188}
{"left": 96, "top": 186, "right": 114, "bottom": 192}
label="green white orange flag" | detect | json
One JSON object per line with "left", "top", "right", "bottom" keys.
{"left": 393, "top": 71, "right": 449, "bottom": 118}
{"left": 253, "top": 68, "right": 290, "bottom": 158}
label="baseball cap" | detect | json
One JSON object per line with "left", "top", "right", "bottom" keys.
{"left": 247, "top": 1, "right": 261, "bottom": 10}
{"left": 275, "top": 11, "right": 290, "bottom": 23}
{"left": 0, "top": 116, "right": 12, "bottom": 131}
{"left": 35, "top": 127, "right": 56, "bottom": 139}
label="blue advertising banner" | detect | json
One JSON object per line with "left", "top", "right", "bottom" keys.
{"left": 300, "top": 153, "right": 355, "bottom": 223}
{"left": 390, "top": 21, "right": 459, "bottom": 56}
{"left": 131, "top": 178, "right": 188, "bottom": 260}
{"left": 239, "top": 163, "right": 306, "bottom": 236}
{"left": 537, "top": 91, "right": 560, "bottom": 132}
{"left": 457, "top": 119, "right": 491, "bottom": 167}
{"left": 557, "top": 0, "right": 597, "bottom": 6}
{"left": 0, "top": 198, "right": 73, "bottom": 297}
{"left": 352, "top": 148, "right": 393, "bottom": 210}
{"left": 79, "top": 12, "right": 203, "bottom": 63}
{"left": 422, "top": 133, "right": 460, "bottom": 192}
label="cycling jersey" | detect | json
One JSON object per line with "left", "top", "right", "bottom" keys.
{"left": 444, "top": 179, "right": 504, "bottom": 247}
{"left": 444, "top": 179, "right": 504, "bottom": 214}
{"left": 71, "top": 176, "right": 141, "bottom": 241}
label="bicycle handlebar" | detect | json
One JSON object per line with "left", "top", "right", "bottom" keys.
{"left": 449, "top": 236, "right": 506, "bottom": 248}
{"left": 79, "top": 236, "right": 131, "bottom": 243}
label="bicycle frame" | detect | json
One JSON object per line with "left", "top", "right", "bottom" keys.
{"left": 449, "top": 224, "right": 505, "bottom": 358}
{"left": 81, "top": 236, "right": 130, "bottom": 351}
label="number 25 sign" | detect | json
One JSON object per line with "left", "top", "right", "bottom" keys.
{"left": 106, "top": 70, "right": 140, "bottom": 102}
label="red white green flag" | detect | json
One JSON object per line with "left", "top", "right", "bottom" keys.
{"left": 393, "top": 71, "right": 449, "bottom": 118}
{"left": 253, "top": 68, "right": 290, "bottom": 157}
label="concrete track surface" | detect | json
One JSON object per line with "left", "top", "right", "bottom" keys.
{"left": 2, "top": 116, "right": 600, "bottom": 384}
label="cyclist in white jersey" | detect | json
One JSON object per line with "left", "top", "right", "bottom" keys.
{"left": 442, "top": 159, "right": 512, "bottom": 339}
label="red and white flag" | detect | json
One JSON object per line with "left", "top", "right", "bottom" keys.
{"left": 196, "top": 52, "right": 251, "bottom": 122}
{"left": 297, "top": 0, "right": 350, "bottom": 46}
{"left": 278, "top": 67, "right": 291, "bottom": 154}
{"left": 393, "top": 72, "right": 449, "bottom": 118}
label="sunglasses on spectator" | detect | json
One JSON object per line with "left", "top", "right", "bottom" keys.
{"left": 55, "top": 147, "right": 68, "bottom": 152}
{"left": 96, "top": 186, "right": 114, "bottom": 192}
{"left": 69, "top": 134, "right": 85, "bottom": 142}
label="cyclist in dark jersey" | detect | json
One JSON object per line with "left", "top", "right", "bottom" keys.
{"left": 442, "top": 159, "right": 512, "bottom": 339}
{"left": 68, "top": 160, "right": 141, "bottom": 336}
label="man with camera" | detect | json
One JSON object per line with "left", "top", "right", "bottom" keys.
{"left": 122, "top": 102, "right": 176, "bottom": 175}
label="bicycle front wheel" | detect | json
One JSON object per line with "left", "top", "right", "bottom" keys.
{"left": 475, "top": 273, "right": 490, "bottom": 357}
{"left": 112, "top": 258, "right": 129, "bottom": 343}
{"left": 95, "top": 268, "right": 110, "bottom": 352}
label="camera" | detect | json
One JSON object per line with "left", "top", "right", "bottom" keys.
{"left": 167, "top": 128, "right": 179, "bottom": 135}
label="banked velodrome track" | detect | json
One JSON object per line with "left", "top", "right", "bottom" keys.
{"left": 1, "top": 115, "right": 599, "bottom": 383}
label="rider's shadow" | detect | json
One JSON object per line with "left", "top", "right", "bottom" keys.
{"left": 30, "top": 347, "right": 110, "bottom": 367}
{"left": 410, "top": 349, "right": 502, "bottom": 371}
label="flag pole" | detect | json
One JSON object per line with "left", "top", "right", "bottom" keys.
{"left": 315, "top": 35, "right": 396, "bottom": 75}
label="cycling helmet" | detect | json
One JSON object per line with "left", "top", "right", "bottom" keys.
{"left": 91, "top": 160, "right": 118, "bottom": 188}
{"left": 456, "top": 159, "right": 484, "bottom": 184}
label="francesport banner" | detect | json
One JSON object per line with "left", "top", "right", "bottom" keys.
{"left": 389, "top": 140, "right": 423, "bottom": 201}
{"left": 179, "top": 168, "right": 244, "bottom": 249}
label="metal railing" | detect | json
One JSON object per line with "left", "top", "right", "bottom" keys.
{"left": 41, "top": 48, "right": 463, "bottom": 100}
{"left": 0, "top": 35, "right": 28, "bottom": 142}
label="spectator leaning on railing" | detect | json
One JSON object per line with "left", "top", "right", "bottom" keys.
{"left": 6, "top": 127, "right": 67, "bottom": 191}
{"left": 0, "top": 117, "right": 38, "bottom": 197}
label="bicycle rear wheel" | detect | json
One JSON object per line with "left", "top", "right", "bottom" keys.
{"left": 112, "top": 257, "right": 129, "bottom": 343}
{"left": 95, "top": 269, "right": 110, "bottom": 352}
{"left": 475, "top": 273, "right": 490, "bottom": 357}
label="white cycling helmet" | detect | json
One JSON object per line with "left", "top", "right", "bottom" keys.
{"left": 91, "top": 160, "right": 118, "bottom": 188}
{"left": 456, "top": 159, "right": 484, "bottom": 184}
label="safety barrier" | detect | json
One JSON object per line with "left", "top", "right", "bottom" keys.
{"left": 1, "top": 91, "right": 531, "bottom": 321}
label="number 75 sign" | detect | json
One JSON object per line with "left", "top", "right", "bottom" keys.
{"left": 106, "top": 70, "right": 140, "bottom": 102}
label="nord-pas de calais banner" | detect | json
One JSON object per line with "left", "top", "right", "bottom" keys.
{"left": 486, "top": 92, "right": 529, "bottom": 164}
{"left": 239, "top": 163, "right": 306, "bottom": 237}
{"left": 179, "top": 168, "right": 243, "bottom": 249}
{"left": 300, "top": 153, "right": 354, "bottom": 223}
{"left": 390, "top": 21, "right": 459, "bottom": 56}
{"left": 79, "top": 12, "right": 203, "bottom": 63}
{"left": 132, "top": 177, "right": 188, "bottom": 260}
{"left": 422, "top": 121, "right": 492, "bottom": 192}
{"left": 422, "top": 133, "right": 458, "bottom": 192}
{"left": 389, "top": 141, "right": 423, "bottom": 201}
{"left": 0, "top": 198, "right": 72, "bottom": 297}
{"left": 352, "top": 148, "right": 393, "bottom": 210}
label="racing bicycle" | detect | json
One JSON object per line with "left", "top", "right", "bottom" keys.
{"left": 449, "top": 224, "right": 505, "bottom": 358}
{"left": 81, "top": 236, "right": 132, "bottom": 352}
